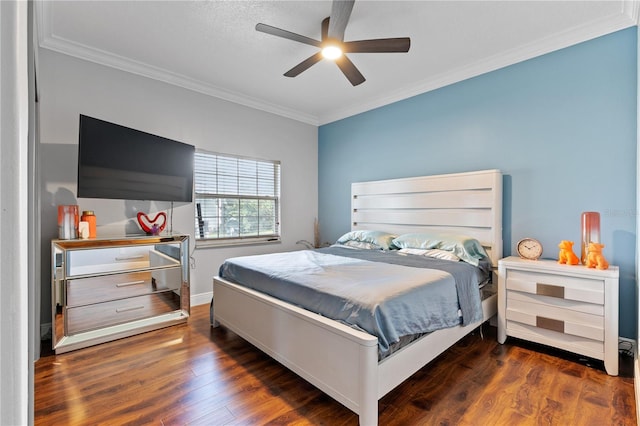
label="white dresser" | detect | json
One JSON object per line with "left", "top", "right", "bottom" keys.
{"left": 497, "top": 256, "right": 619, "bottom": 376}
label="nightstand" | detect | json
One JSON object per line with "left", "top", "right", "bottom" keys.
{"left": 497, "top": 256, "right": 619, "bottom": 376}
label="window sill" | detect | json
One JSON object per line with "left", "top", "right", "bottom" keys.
{"left": 194, "top": 237, "right": 281, "bottom": 249}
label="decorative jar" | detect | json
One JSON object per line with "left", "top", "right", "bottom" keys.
{"left": 580, "top": 212, "right": 600, "bottom": 264}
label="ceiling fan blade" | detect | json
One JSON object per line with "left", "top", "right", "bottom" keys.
{"left": 284, "top": 52, "right": 324, "bottom": 77}
{"left": 335, "top": 54, "right": 365, "bottom": 86}
{"left": 256, "top": 23, "right": 321, "bottom": 47}
{"left": 321, "top": 17, "right": 329, "bottom": 41}
{"left": 344, "top": 37, "right": 411, "bottom": 53}
{"left": 328, "top": 0, "right": 354, "bottom": 41}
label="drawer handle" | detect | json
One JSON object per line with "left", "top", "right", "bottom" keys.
{"left": 536, "top": 283, "right": 564, "bottom": 299}
{"left": 116, "top": 280, "right": 145, "bottom": 288}
{"left": 536, "top": 316, "right": 564, "bottom": 333}
{"left": 115, "top": 255, "right": 145, "bottom": 261}
{"left": 116, "top": 305, "right": 145, "bottom": 313}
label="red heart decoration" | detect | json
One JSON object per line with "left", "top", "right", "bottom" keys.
{"left": 137, "top": 212, "right": 167, "bottom": 235}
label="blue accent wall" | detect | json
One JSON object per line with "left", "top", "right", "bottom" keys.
{"left": 318, "top": 28, "right": 637, "bottom": 338}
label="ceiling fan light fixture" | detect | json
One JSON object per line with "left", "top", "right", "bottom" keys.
{"left": 256, "top": 0, "right": 410, "bottom": 86}
{"left": 321, "top": 44, "right": 342, "bottom": 60}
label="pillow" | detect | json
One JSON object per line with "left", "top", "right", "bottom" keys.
{"left": 336, "top": 230, "right": 397, "bottom": 251}
{"left": 392, "top": 232, "right": 488, "bottom": 266}
{"left": 337, "top": 240, "right": 380, "bottom": 250}
{"left": 390, "top": 234, "right": 441, "bottom": 250}
{"left": 398, "top": 248, "right": 461, "bottom": 262}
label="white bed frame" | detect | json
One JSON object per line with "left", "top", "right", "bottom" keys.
{"left": 213, "top": 169, "right": 503, "bottom": 425}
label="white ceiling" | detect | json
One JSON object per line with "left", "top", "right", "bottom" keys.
{"left": 36, "top": 1, "right": 638, "bottom": 125}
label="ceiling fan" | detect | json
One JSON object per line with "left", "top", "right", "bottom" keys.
{"left": 256, "top": 0, "right": 411, "bottom": 86}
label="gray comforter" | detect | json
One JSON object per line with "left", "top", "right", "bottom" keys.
{"left": 218, "top": 246, "right": 490, "bottom": 359}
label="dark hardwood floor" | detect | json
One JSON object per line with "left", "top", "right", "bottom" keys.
{"left": 35, "top": 304, "right": 636, "bottom": 425}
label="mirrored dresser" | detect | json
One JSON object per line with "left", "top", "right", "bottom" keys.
{"left": 51, "top": 235, "right": 190, "bottom": 353}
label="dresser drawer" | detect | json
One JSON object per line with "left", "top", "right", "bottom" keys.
{"left": 67, "top": 246, "right": 181, "bottom": 277}
{"left": 66, "top": 292, "right": 181, "bottom": 335}
{"left": 505, "top": 321, "right": 604, "bottom": 360}
{"left": 505, "top": 269, "right": 604, "bottom": 305}
{"left": 506, "top": 290, "right": 604, "bottom": 316}
{"left": 505, "top": 295, "right": 604, "bottom": 341}
{"left": 66, "top": 268, "right": 182, "bottom": 307}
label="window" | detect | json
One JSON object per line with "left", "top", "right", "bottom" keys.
{"left": 194, "top": 151, "right": 281, "bottom": 246}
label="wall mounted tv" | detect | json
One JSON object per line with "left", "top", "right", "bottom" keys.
{"left": 77, "top": 115, "right": 195, "bottom": 202}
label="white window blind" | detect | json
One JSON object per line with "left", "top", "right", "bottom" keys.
{"left": 194, "top": 151, "right": 281, "bottom": 245}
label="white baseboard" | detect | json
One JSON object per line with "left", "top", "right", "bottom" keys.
{"left": 191, "top": 291, "right": 212, "bottom": 307}
{"left": 633, "top": 340, "right": 640, "bottom": 426}
{"left": 621, "top": 337, "right": 640, "bottom": 426}
{"left": 636, "top": 358, "right": 639, "bottom": 426}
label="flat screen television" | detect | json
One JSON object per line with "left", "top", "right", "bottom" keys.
{"left": 77, "top": 115, "right": 195, "bottom": 202}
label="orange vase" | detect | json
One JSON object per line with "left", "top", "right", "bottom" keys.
{"left": 81, "top": 210, "right": 97, "bottom": 238}
{"left": 58, "top": 205, "right": 79, "bottom": 239}
{"left": 580, "top": 212, "right": 600, "bottom": 265}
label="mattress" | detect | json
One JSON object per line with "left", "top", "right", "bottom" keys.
{"left": 218, "top": 246, "right": 491, "bottom": 359}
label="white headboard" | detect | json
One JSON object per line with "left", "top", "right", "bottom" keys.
{"left": 351, "top": 169, "right": 503, "bottom": 267}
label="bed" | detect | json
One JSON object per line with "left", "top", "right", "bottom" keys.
{"left": 212, "top": 169, "right": 502, "bottom": 425}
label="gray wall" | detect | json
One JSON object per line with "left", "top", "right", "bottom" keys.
{"left": 37, "top": 49, "right": 318, "bottom": 328}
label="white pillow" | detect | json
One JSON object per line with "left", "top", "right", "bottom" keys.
{"left": 335, "top": 241, "right": 380, "bottom": 250}
{"left": 399, "top": 248, "right": 460, "bottom": 262}
{"left": 336, "top": 230, "right": 397, "bottom": 250}
{"left": 392, "top": 232, "right": 487, "bottom": 266}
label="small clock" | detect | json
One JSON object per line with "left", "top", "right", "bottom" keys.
{"left": 516, "top": 238, "right": 543, "bottom": 260}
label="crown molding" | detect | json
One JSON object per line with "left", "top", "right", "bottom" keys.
{"left": 35, "top": 2, "right": 319, "bottom": 126}
{"left": 318, "top": 7, "right": 638, "bottom": 125}
{"left": 624, "top": 0, "right": 640, "bottom": 25}
{"left": 39, "top": 34, "right": 320, "bottom": 125}
{"left": 36, "top": 1, "right": 637, "bottom": 127}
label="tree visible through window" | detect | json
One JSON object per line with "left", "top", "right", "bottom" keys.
{"left": 194, "top": 151, "right": 280, "bottom": 245}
